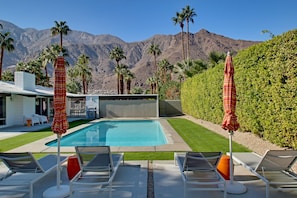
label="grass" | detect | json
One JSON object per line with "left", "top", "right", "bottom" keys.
{"left": 0, "top": 118, "right": 250, "bottom": 160}
{"left": 0, "top": 120, "right": 90, "bottom": 152}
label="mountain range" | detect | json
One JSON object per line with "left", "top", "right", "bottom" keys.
{"left": 0, "top": 19, "right": 259, "bottom": 94}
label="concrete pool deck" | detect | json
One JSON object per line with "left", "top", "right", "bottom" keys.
{"left": 1, "top": 117, "right": 297, "bottom": 197}
{"left": 4, "top": 118, "right": 191, "bottom": 153}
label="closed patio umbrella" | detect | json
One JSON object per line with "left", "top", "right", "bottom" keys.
{"left": 43, "top": 55, "right": 69, "bottom": 198}
{"left": 222, "top": 52, "right": 246, "bottom": 194}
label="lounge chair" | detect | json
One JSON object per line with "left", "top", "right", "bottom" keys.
{"left": 231, "top": 150, "right": 297, "bottom": 198}
{"left": 69, "top": 146, "right": 124, "bottom": 197}
{"left": 24, "top": 115, "right": 40, "bottom": 126}
{"left": 32, "top": 114, "right": 48, "bottom": 124}
{"left": 0, "top": 152, "right": 67, "bottom": 198}
{"left": 175, "top": 152, "right": 226, "bottom": 198}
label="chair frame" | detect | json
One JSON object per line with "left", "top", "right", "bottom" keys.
{"left": 0, "top": 152, "right": 67, "bottom": 198}
{"left": 175, "top": 152, "right": 226, "bottom": 198}
{"left": 69, "top": 146, "right": 124, "bottom": 197}
{"left": 231, "top": 150, "right": 297, "bottom": 198}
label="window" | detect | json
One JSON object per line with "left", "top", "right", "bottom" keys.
{"left": 0, "top": 96, "right": 6, "bottom": 125}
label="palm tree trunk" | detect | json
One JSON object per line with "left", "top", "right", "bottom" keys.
{"left": 0, "top": 48, "right": 4, "bottom": 80}
{"left": 187, "top": 20, "right": 190, "bottom": 60}
{"left": 120, "top": 75, "right": 124, "bottom": 94}
{"left": 60, "top": 33, "right": 63, "bottom": 51}
{"left": 117, "top": 74, "right": 120, "bottom": 94}
{"left": 127, "top": 80, "right": 131, "bottom": 94}
{"left": 181, "top": 30, "right": 185, "bottom": 60}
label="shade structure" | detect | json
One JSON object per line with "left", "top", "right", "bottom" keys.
{"left": 43, "top": 56, "right": 69, "bottom": 198}
{"left": 222, "top": 52, "right": 239, "bottom": 131}
{"left": 222, "top": 52, "right": 246, "bottom": 194}
{"left": 52, "top": 56, "right": 69, "bottom": 135}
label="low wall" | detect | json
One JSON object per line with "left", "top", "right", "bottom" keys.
{"left": 159, "top": 100, "right": 183, "bottom": 117}
{"left": 99, "top": 95, "right": 158, "bottom": 118}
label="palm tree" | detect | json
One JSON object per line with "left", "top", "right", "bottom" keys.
{"left": 208, "top": 51, "right": 225, "bottom": 68}
{"left": 115, "top": 64, "right": 128, "bottom": 94}
{"left": 124, "top": 70, "right": 135, "bottom": 94}
{"left": 0, "top": 32, "right": 14, "bottom": 80}
{"left": 148, "top": 43, "right": 162, "bottom": 74}
{"left": 172, "top": 11, "right": 186, "bottom": 60}
{"left": 0, "top": 23, "right": 3, "bottom": 29}
{"left": 148, "top": 43, "right": 161, "bottom": 93}
{"left": 40, "top": 44, "right": 68, "bottom": 86}
{"left": 146, "top": 76, "right": 157, "bottom": 94}
{"left": 51, "top": 21, "right": 71, "bottom": 51}
{"left": 74, "top": 54, "right": 92, "bottom": 94}
{"left": 109, "top": 46, "right": 126, "bottom": 94}
{"left": 158, "top": 59, "right": 172, "bottom": 84}
{"left": 182, "top": 5, "right": 197, "bottom": 60}
{"left": 2, "top": 70, "right": 14, "bottom": 81}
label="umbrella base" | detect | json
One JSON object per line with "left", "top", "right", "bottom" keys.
{"left": 43, "top": 185, "right": 69, "bottom": 198}
{"left": 226, "top": 180, "right": 247, "bottom": 194}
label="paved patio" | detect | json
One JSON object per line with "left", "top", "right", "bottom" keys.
{"left": 1, "top": 118, "right": 297, "bottom": 197}
{"left": 1, "top": 159, "right": 297, "bottom": 198}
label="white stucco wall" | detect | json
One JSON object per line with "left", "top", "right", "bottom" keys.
{"left": 5, "top": 95, "right": 35, "bottom": 127}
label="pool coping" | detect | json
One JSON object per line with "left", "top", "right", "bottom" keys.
{"left": 8, "top": 118, "right": 192, "bottom": 153}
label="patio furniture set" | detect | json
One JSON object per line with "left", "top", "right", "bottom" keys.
{"left": 0, "top": 149, "right": 297, "bottom": 198}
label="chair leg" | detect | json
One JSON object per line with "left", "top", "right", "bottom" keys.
{"left": 184, "top": 182, "right": 187, "bottom": 198}
{"left": 266, "top": 184, "right": 269, "bottom": 198}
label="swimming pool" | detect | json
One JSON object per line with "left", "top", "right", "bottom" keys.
{"left": 46, "top": 120, "right": 168, "bottom": 147}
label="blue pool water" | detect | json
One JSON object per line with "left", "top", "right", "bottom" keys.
{"left": 46, "top": 120, "right": 167, "bottom": 147}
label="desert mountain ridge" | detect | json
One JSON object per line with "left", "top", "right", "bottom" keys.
{"left": 0, "top": 19, "right": 259, "bottom": 94}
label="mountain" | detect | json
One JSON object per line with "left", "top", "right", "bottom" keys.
{"left": 0, "top": 19, "right": 259, "bottom": 94}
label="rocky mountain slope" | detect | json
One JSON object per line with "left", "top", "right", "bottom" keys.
{"left": 0, "top": 19, "right": 259, "bottom": 94}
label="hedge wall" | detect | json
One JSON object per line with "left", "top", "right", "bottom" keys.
{"left": 181, "top": 29, "right": 297, "bottom": 149}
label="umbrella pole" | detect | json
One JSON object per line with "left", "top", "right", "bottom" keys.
{"left": 57, "top": 134, "right": 61, "bottom": 189}
{"left": 228, "top": 130, "right": 234, "bottom": 183}
{"left": 43, "top": 134, "right": 69, "bottom": 198}
{"left": 226, "top": 130, "right": 247, "bottom": 194}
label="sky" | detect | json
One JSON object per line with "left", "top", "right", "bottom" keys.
{"left": 1, "top": 0, "right": 297, "bottom": 42}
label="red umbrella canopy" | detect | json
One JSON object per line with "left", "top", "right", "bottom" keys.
{"left": 222, "top": 52, "right": 240, "bottom": 131}
{"left": 51, "top": 56, "right": 69, "bottom": 135}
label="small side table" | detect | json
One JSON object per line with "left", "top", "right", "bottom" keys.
{"left": 26, "top": 119, "right": 32, "bottom": 127}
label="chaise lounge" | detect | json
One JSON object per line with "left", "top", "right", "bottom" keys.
{"left": 70, "top": 146, "right": 124, "bottom": 197}
{"left": 175, "top": 152, "right": 226, "bottom": 198}
{"left": 0, "top": 152, "right": 67, "bottom": 198}
{"left": 231, "top": 150, "right": 297, "bottom": 198}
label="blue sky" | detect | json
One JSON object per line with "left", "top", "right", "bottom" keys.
{"left": 1, "top": 0, "right": 296, "bottom": 42}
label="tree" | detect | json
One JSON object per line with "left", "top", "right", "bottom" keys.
{"left": 146, "top": 76, "right": 157, "bottom": 94}
{"left": 109, "top": 46, "right": 126, "bottom": 94}
{"left": 172, "top": 11, "right": 186, "bottom": 60}
{"left": 182, "top": 5, "right": 197, "bottom": 60}
{"left": 148, "top": 43, "right": 161, "bottom": 93}
{"left": 66, "top": 67, "right": 81, "bottom": 93}
{"left": 115, "top": 64, "right": 128, "bottom": 94}
{"left": 51, "top": 21, "right": 71, "bottom": 51}
{"left": 158, "top": 59, "right": 172, "bottom": 84}
{"left": 124, "top": 69, "right": 135, "bottom": 94}
{"left": 2, "top": 70, "right": 13, "bottom": 81}
{"left": 74, "top": 54, "right": 92, "bottom": 94}
{"left": 0, "top": 32, "right": 14, "bottom": 80}
{"left": 148, "top": 43, "right": 162, "bottom": 74}
{"left": 0, "top": 23, "right": 2, "bottom": 29}
{"left": 262, "top": 29, "right": 275, "bottom": 38}
{"left": 16, "top": 59, "right": 47, "bottom": 86}
{"left": 208, "top": 51, "right": 225, "bottom": 68}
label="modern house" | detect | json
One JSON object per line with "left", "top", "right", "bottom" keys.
{"left": 0, "top": 71, "right": 166, "bottom": 129}
{"left": 0, "top": 71, "right": 82, "bottom": 128}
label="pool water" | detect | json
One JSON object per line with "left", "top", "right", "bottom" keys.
{"left": 46, "top": 120, "right": 167, "bottom": 147}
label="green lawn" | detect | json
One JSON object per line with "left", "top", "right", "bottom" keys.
{"left": 0, "top": 118, "right": 250, "bottom": 160}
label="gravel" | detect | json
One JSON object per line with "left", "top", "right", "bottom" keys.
{"left": 183, "top": 115, "right": 283, "bottom": 156}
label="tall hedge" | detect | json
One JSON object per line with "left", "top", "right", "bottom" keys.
{"left": 181, "top": 29, "right": 297, "bottom": 149}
